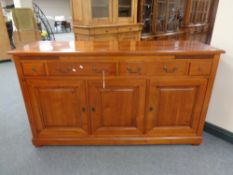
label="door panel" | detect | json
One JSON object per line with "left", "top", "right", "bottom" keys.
{"left": 88, "top": 79, "right": 146, "bottom": 135}
{"left": 27, "top": 79, "right": 88, "bottom": 137}
{"left": 146, "top": 78, "right": 207, "bottom": 136}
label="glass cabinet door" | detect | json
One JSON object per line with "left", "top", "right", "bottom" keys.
{"left": 117, "top": 0, "right": 135, "bottom": 23}
{"left": 156, "top": 0, "right": 186, "bottom": 33}
{"left": 92, "top": 0, "right": 109, "bottom": 18}
{"left": 118, "top": 0, "right": 132, "bottom": 17}
{"left": 141, "top": 0, "right": 154, "bottom": 34}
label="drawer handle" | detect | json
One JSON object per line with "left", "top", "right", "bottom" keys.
{"left": 92, "top": 68, "right": 102, "bottom": 74}
{"left": 127, "top": 67, "right": 141, "bottom": 74}
{"left": 56, "top": 67, "right": 77, "bottom": 73}
{"left": 163, "top": 66, "right": 178, "bottom": 73}
{"left": 92, "top": 68, "right": 107, "bottom": 74}
{"left": 71, "top": 68, "right": 77, "bottom": 72}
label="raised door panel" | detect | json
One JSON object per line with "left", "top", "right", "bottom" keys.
{"left": 27, "top": 79, "right": 88, "bottom": 138}
{"left": 146, "top": 78, "right": 207, "bottom": 136}
{"left": 88, "top": 79, "right": 146, "bottom": 135}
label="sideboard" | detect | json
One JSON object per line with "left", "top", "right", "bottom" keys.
{"left": 10, "top": 40, "right": 224, "bottom": 146}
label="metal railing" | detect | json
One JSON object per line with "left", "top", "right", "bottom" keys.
{"left": 33, "top": 2, "right": 55, "bottom": 40}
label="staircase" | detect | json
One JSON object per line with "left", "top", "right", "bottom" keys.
{"left": 33, "top": 2, "right": 55, "bottom": 40}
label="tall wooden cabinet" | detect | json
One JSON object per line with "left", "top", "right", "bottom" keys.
{"left": 71, "top": 0, "right": 143, "bottom": 41}
{"left": 138, "top": 0, "right": 218, "bottom": 43}
{"left": 0, "top": 5, "right": 11, "bottom": 61}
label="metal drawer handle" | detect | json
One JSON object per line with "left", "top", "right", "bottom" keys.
{"left": 71, "top": 68, "right": 77, "bottom": 72}
{"left": 163, "top": 66, "right": 178, "bottom": 73}
{"left": 127, "top": 67, "right": 141, "bottom": 74}
{"left": 93, "top": 68, "right": 108, "bottom": 74}
{"left": 92, "top": 68, "right": 102, "bottom": 74}
{"left": 56, "top": 67, "right": 77, "bottom": 73}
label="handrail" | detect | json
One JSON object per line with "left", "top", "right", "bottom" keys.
{"left": 32, "top": 2, "right": 55, "bottom": 40}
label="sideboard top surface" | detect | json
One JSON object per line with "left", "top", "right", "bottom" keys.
{"left": 9, "top": 40, "right": 225, "bottom": 57}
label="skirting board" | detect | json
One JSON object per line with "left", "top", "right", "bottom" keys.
{"left": 0, "top": 59, "right": 11, "bottom": 63}
{"left": 204, "top": 122, "right": 233, "bottom": 144}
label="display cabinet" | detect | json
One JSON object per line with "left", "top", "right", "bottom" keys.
{"left": 139, "top": 0, "right": 218, "bottom": 43}
{"left": 71, "top": 0, "right": 143, "bottom": 41}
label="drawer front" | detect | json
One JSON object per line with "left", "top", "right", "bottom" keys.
{"left": 118, "top": 26, "right": 139, "bottom": 33}
{"left": 22, "top": 63, "right": 46, "bottom": 76}
{"left": 92, "top": 34, "right": 117, "bottom": 41}
{"left": 47, "top": 62, "right": 117, "bottom": 76}
{"left": 94, "top": 28, "right": 118, "bottom": 35}
{"left": 119, "top": 61, "right": 189, "bottom": 76}
{"left": 118, "top": 32, "right": 139, "bottom": 40}
{"left": 190, "top": 60, "right": 213, "bottom": 76}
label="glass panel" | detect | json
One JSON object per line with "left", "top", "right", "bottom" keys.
{"left": 156, "top": 0, "right": 186, "bottom": 33}
{"left": 142, "top": 0, "right": 154, "bottom": 33}
{"left": 92, "top": 0, "right": 109, "bottom": 18}
{"left": 118, "top": 0, "right": 132, "bottom": 17}
{"left": 157, "top": 0, "right": 166, "bottom": 33}
{"left": 190, "top": 0, "right": 211, "bottom": 24}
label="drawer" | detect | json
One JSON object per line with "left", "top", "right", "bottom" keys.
{"left": 47, "top": 62, "right": 117, "bottom": 76}
{"left": 22, "top": 63, "right": 46, "bottom": 76}
{"left": 119, "top": 61, "right": 189, "bottom": 76}
{"left": 190, "top": 60, "right": 213, "bottom": 76}
{"left": 118, "top": 32, "right": 139, "bottom": 40}
{"left": 94, "top": 28, "right": 118, "bottom": 35}
{"left": 118, "top": 26, "right": 139, "bottom": 33}
{"left": 92, "top": 34, "right": 117, "bottom": 41}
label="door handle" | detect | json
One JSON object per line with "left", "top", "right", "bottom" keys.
{"left": 81, "top": 107, "right": 86, "bottom": 112}
{"left": 149, "top": 107, "right": 154, "bottom": 112}
{"left": 91, "top": 107, "right": 95, "bottom": 112}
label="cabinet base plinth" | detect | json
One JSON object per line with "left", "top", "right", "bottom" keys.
{"left": 32, "top": 136, "right": 202, "bottom": 147}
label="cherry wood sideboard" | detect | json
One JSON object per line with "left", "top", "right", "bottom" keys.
{"left": 10, "top": 40, "right": 224, "bottom": 147}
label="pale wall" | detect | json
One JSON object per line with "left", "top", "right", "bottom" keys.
{"left": 206, "top": 0, "right": 233, "bottom": 133}
{"left": 33, "top": 0, "right": 72, "bottom": 32}
{"left": 13, "top": 0, "right": 32, "bottom": 8}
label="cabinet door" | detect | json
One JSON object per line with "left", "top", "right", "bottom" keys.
{"left": 146, "top": 78, "right": 207, "bottom": 136}
{"left": 115, "top": 0, "right": 136, "bottom": 23}
{"left": 91, "top": 0, "right": 113, "bottom": 24}
{"left": 88, "top": 79, "right": 146, "bottom": 135}
{"left": 27, "top": 79, "right": 88, "bottom": 138}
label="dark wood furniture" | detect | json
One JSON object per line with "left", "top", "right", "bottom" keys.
{"left": 10, "top": 40, "right": 224, "bottom": 146}
{"left": 138, "top": 0, "right": 219, "bottom": 43}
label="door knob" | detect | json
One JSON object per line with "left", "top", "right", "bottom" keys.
{"left": 149, "top": 107, "right": 154, "bottom": 112}
{"left": 91, "top": 107, "right": 95, "bottom": 112}
{"left": 81, "top": 107, "right": 86, "bottom": 112}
